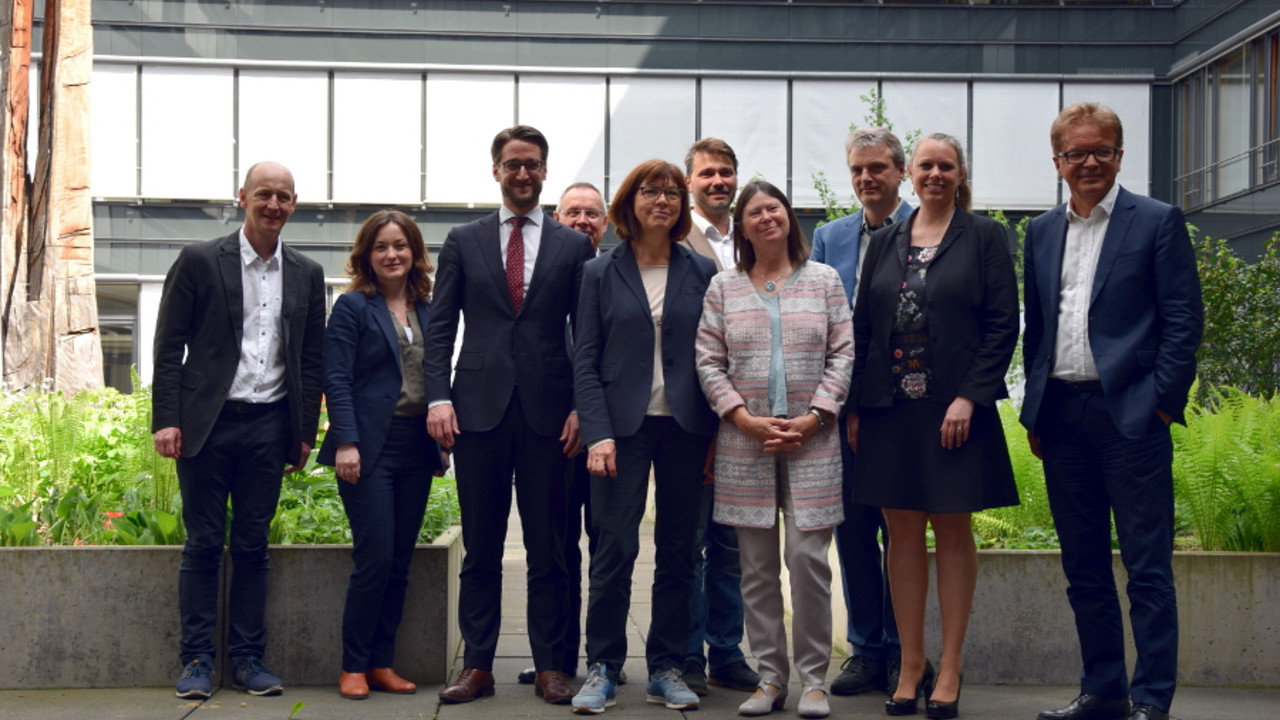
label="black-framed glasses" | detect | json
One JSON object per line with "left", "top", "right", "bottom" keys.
{"left": 1056, "top": 146, "right": 1121, "bottom": 165}
{"left": 638, "top": 185, "right": 683, "bottom": 202}
{"left": 498, "top": 159, "right": 545, "bottom": 173}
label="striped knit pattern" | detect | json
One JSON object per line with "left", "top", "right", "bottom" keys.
{"left": 695, "top": 262, "right": 853, "bottom": 530}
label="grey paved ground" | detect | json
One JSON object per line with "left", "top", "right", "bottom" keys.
{"left": 3, "top": 513, "right": 1275, "bottom": 720}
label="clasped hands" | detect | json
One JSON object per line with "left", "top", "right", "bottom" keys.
{"left": 729, "top": 406, "right": 820, "bottom": 453}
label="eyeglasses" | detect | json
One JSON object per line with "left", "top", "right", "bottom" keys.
{"left": 1055, "top": 146, "right": 1121, "bottom": 165}
{"left": 497, "top": 159, "right": 545, "bottom": 173}
{"left": 638, "top": 185, "right": 683, "bottom": 202}
{"left": 560, "top": 208, "right": 604, "bottom": 221}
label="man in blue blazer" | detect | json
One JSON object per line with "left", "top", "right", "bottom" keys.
{"left": 1023, "top": 104, "right": 1202, "bottom": 720}
{"left": 153, "top": 161, "right": 326, "bottom": 699}
{"left": 427, "top": 126, "right": 595, "bottom": 706}
{"left": 810, "top": 127, "right": 913, "bottom": 697}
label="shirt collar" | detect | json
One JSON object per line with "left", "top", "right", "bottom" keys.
{"left": 1067, "top": 182, "right": 1119, "bottom": 223}
{"left": 862, "top": 199, "right": 904, "bottom": 235}
{"left": 239, "top": 228, "right": 280, "bottom": 267}
{"left": 499, "top": 205, "right": 544, "bottom": 226}
{"left": 691, "top": 210, "right": 733, "bottom": 242}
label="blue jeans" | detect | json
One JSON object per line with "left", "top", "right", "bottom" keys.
{"left": 833, "top": 414, "right": 898, "bottom": 662}
{"left": 686, "top": 481, "right": 748, "bottom": 672}
{"left": 586, "top": 416, "right": 707, "bottom": 676}
{"left": 338, "top": 415, "right": 433, "bottom": 672}
{"left": 177, "top": 401, "right": 288, "bottom": 664}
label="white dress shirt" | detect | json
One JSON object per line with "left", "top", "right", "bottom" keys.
{"left": 1051, "top": 182, "right": 1120, "bottom": 382}
{"left": 228, "top": 228, "right": 287, "bottom": 403}
{"left": 691, "top": 210, "right": 735, "bottom": 271}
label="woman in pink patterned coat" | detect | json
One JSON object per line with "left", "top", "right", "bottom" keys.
{"left": 695, "top": 181, "right": 853, "bottom": 719}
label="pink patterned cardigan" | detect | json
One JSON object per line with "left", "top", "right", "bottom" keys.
{"left": 695, "top": 262, "right": 853, "bottom": 530}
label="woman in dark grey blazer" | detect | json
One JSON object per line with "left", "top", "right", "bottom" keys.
{"left": 569, "top": 159, "right": 718, "bottom": 714}
{"left": 319, "top": 210, "right": 446, "bottom": 700}
{"left": 848, "top": 135, "right": 1019, "bottom": 719}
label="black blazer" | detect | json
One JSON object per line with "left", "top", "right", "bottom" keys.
{"left": 1021, "top": 186, "right": 1203, "bottom": 439}
{"left": 317, "top": 290, "right": 445, "bottom": 474}
{"left": 424, "top": 211, "right": 595, "bottom": 437}
{"left": 850, "top": 209, "right": 1019, "bottom": 412}
{"left": 151, "top": 231, "right": 326, "bottom": 459}
{"left": 574, "top": 241, "right": 718, "bottom": 444}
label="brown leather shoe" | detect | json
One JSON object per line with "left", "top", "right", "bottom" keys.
{"left": 439, "top": 668, "right": 495, "bottom": 704}
{"left": 339, "top": 671, "right": 369, "bottom": 700}
{"left": 367, "top": 667, "right": 416, "bottom": 694}
{"left": 535, "top": 670, "right": 574, "bottom": 705}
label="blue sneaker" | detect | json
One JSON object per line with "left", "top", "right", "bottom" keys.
{"left": 233, "top": 656, "right": 283, "bottom": 696}
{"left": 175, "top": 657, "right": 214, "bottom": 699}
{"left": 572, "top": 663, "right": 617, "bottom": 714}
{"left": 646, "top": 667, "right": 699, "bottom": 710}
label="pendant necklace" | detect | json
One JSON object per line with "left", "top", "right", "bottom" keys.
{"left": 757, "top": 266, "right": 790, "bottom": 292}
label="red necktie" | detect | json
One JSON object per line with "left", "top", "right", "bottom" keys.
{"left": 507, "top": 216, "right": 527, "bottom": 311}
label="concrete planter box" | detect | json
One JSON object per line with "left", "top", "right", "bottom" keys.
{"left": 0, "top": 526, "right": 461, "bottom": 690}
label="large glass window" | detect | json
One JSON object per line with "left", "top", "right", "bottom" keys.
{"left": 518, "top": 76, "right": 607, "bottom": 200}
{"left": 1214, "top": 46, "right": 1251, "bottom": 198}
{"left": 96, "top": 283, "right": 139, "bottom": 393}
{"left": 424, "top": 73, "right": 516, "bottom": 206}
{"left": 608, "top": 78, "right": 696, "bottom": 200}
{"left": 332, "top": 73, "right": 423, "bottom": 205}
{"left": 972, "top": 82, "right": 1059, "bottom": 210}
{"left": 140, "top": 66, "right": 234, "bottom": 200}
{"left": 92, "top": 65, "right": 139, "bottom": 198}
{"left": 238, "top": 70, "right": 330, "bottom": 202}
{"left": 701, "top": 79, "right": 789, "bottom": 192}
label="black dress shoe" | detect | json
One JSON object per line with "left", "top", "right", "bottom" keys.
{"left": 1127, "top": 704, "right": 1168, "bottom": 720}
{"left": 925, "top": 674, "right": 961, "bottom": 719}
{"left": 1038, "top": 694, "right": 1131, "bottom": 720}
{"left": 517, "top": 666, "right": 536, "bottom": 684}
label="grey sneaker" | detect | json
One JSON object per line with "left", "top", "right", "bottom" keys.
{"left": 175, "top": 657, "right": 214, "bottom": 699}
{"left": 233, "top": 656, "right": 283, "bottom": 696}
{"left": 645, "top": 667, "right": 699, "bottom": 710}
{"left": 708, "top": 659, "right": 760, "bottom": 692}
{"left": 572, "top": 663, "right": 617, "bottom": 714}
{"left": 682, "top": 658, "right": 709, "bottom": 697}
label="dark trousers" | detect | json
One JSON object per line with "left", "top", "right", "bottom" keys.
{"left": 586, "top": 416, "right": 708, "bottom": 677}
{"left": 833, "top": 415, "right": 898, "bottom": 661}
{"left": 559, "top": 452, "right": 597, "bottom": 675}
{"left": 337, "top": 415, "right": 433, "bottom": 672}
{"left": 454, "top": 394, "right": 570, "bottom": 672}
{"left": 176, "top": 400, "right": 288, "bottom": 664}
{"left": 686, "top": 481, "right": 748, "bottom": 672}
{"left": 1039, "top": 383, "right": 1178, "bottom": 711}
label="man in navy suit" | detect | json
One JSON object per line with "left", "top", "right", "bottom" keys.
{"left": 427, "top": 126, "right": 595, "bottom": 706}
{"left": 810, "top": 127, "right": 913, "bottom": 697}
{"left": 153, "top": 161, "right": 326, "bottom": 700}
{"left": 1023, "top": 103, "right": 1202, "bottom": 720}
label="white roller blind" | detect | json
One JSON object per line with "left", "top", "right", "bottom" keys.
{"left": 333, "top": 72, "right": 422, "bottom": 204}
{"left": 239, "top": 70, "right": 329, "bottom": 203}
{"left": 791, "top": 80, "right": 871, "bottom": 209}
{"left": 141, "top": 66, "right": 234, "bottom": 200}
{"left": 518, "top": 76, "right": 606, "bottom": 204}
{"left": 701, "top": 79, "right": 789, "bottom": 192}
{"left": 881, "top": 81, "right": 969, "bottom": 208}
{"left": 1062, "top": 83, "right": 1151, "bottom": 199}
{"left": 608, "top": 78, "right": 696, "bottom": 199}
{"left": 972, "top": 82, "right": 1061, "bottom": 211}
{"left": 92, "top": 65, "right": 138, "bottom": 198}
{"left": 425, "top": 73, "right": 515, "bottom": 205}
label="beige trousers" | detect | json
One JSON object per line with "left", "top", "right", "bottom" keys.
{"left": 735, "top": 459, "right": 834, "bottom": 688}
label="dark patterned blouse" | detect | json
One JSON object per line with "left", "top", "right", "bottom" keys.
{"left": 889, "top": 244, "right": 939, "bottom": 400}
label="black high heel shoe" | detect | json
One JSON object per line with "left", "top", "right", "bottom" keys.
{"left": 925, "top": 673, "right": 962, "bottom": 720}
{"left": 884, "top": 661, "right": 935, "bottom": 716}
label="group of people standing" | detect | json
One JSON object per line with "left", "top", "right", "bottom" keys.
{"left": 152, "top": 101, "right": 1202, "bottom": 720}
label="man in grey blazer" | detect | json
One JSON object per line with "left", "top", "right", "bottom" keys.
{"left": 810, "top": 127, "right": 914, "bottom": 697}
{"left": 152, "top": 161, "right": 326, "bottom": 700}
{"left": 678, "top": 137, "right": 760, "bottom": 696}
{"left": 428, "top": 126, "right": 595, "bottom": 706}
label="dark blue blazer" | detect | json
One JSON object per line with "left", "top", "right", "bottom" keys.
{"left": 574, "top": 241, "right": 718, "bottom": 445}
{"left": 424, "top": 212, "right": 594, "bottom": 437}
{"left": 1020, "top": 186, "right": 1203, "bottom": 440}
{"left": 317, "top": 290, "right": 444, "bottom": 474}
{"left": 810, "top": 201, "right": 915, "bottom": 308}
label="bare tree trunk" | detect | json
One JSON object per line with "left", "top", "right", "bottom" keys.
{"left": 1, "top": 0, "right": 101, "bottom": 393}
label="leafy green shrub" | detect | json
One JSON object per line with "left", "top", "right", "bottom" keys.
{"left": 1194, "top": 230, "right": 1280, "bottom": 401}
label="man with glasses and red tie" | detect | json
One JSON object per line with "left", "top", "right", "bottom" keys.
{"left": 427, "top": 125, "right": 595, "bottom": 706}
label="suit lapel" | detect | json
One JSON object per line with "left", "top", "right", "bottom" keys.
{"left": 683, "top": 224, "right": 723, "bottom": 271}
{"left": 217, "top": 234, "right": 245, "bottom": 347}
{"left": 368, "top": 293, "right": 400, "bottom": 364}
{"left": 1036, "top": 205, "right": 1069, "bottom": 340}
{"left": 478, "top": 213, "right": 514, "bottom": 313}
{"left": 1090, "top": 187, "right": 1137, "bottom": 305}
{"left": 611, "top": 242, "right": 651, "bottom": 320}
{"left": 662, "top": 244, "right": 692, "bottom": 322}
{"left": 525, "top": 220, "right": 564, "bottom": 311}
{"left": 280, "top": 244, "right": 301, "bottom": 348}
{"left": 932, "top": 210, "right": 966, "bottom": 262}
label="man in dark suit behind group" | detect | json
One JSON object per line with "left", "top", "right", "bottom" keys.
{"left": 427, "top": 126, "right": 595, "bottom": 706}
{"left": 1022, "top": 103, "right": 1203, "bottom": 720}
{"left": 152, "top": 161, "right": 326, "bottom": 700}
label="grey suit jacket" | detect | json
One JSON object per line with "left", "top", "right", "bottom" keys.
{"left": 151, "top": 231, "right": 327, "bottom": 459}
{"left": 680, "top": 222, "right": 727, "bottom": 271}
